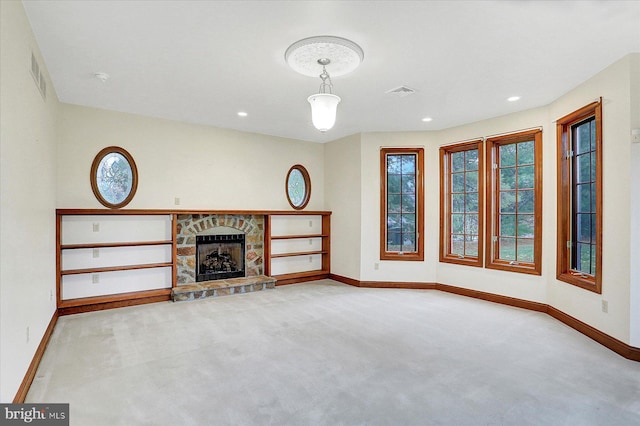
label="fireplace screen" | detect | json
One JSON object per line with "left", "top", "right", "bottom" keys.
{"left": 196, "top": 234, "right": 245, "bottom": 281}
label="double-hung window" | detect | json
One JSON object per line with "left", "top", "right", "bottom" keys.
{"left": 556, "top": 101, "right": 602, "bottom": 293}
{"left": 380, "top": 148, "right": 424, "bottom": 261}
{"left": 439, "top": 141, "right": 484, "bottom": 266}
{"left": 485, "top": 130, "right": 542, "bottom": 274}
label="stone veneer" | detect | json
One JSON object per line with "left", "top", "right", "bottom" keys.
{"left": 176, "top": 214, "right": 264, "bottom": 284}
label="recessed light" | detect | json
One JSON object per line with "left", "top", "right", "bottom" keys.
{"left": 237, "top": 111, "right": 248, "bottom": 117}
{"left": 507, "top": 96, "right": 521, "bottom": 102}
{"left": 421, "top": 117, "right": 433, "bottom": 122}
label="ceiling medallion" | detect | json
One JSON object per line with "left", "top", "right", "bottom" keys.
{"left": 285, "top": 36, "right": 364, "bottom": 132}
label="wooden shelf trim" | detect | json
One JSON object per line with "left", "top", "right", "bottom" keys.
{"left": 270, "top": 234, "right": 328, "bottom": 240}
{"left": 61, "top": 262, "right": 173, "bottom": 275}
{"left": 57, "top": 208, "right": 331, "bottom": 216}
{"left": 61, "top": 240, "right": 173, "bottom": 250}
{"left": 59, "top": 288, "right": 172, "bottom": 309}
{"left": 270, "top": 250, "right": 328, "bottom": 258}
{"left": 273, "top": 270, "right": 329, "bottom": 280}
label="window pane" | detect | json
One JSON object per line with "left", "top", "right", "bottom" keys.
{"left": 401, "top": 155, "right": 415, "bottom": 174}
{"left": 401, "top": 195, "right": 415, "bottom": 213}
{"left": 517, "top": 165, "right": 534, "bottom": 189}
{"left": 387, "top": 155, "right": 402, "bottom": 173}
{"left": 388, "top": 194, "right": 401, "bottom": 213}
{"left": 465, "top": 149, "right": 479, "bottom": 171}
{"left": 401, "top": 174, "right": 416, "bottom": 193}
{"left": 500, "top": 191, "right": 516, "bottom": 213}
{"left": 517, "top": 239, "right": 534, "bottom": 262}
{"left": 465, "top": 214, "right": 478, "bottom": 235}
{"left": 577, "top": 153, "right": 591, "bottom": 184}
{"left": 452, "top": 173, "right": 465, "bottom": 192}
{"left": 402, "top": 234, "right": 416, "bottom": 252}
{"left": 517, "top": 190, "right": 534, "bottom": 213}
{"left": 500, "top": 144, "right": 516, "bottom": 167}
{"left": 577, "top": 213, "right": 591, "bottom": 243}
{"left": 576, "top": 123, "right": 591, "bottom": 154}
{"left": 500, "top": 168, "right": 516, "bottom": 190}
{"left": 452, "top": 152, "right": 465, "bottom": 172}
{"left": 577, "top": 184, "right": 591, "bottom": 213}
{"left": 387, "top": 233, "right": 401, "bottom": 251}
{"left": 517, "top": 214, "right": 535, "bottom": 238}
{"left": 591, "top": 183, "right": 596, "bottom": 212}
{"left": 387, "top": 214, "right": 400, "bottom": 231}
{"left": 452, "top": 235, "right": 464, "bottom": 255}
{"left": 517, "top": 141, "right": 535, "bottom": 165}
{"left": 466, "top": 171, "right": 478, "bottom": 192}
{"left": 499, "top": 214, "right": 516, "bottom": 237}
{"left": 591, "top": 213, "right": 597, "bottom": 242}
{"left": 465, "top": 236, "right": 478, "bottom": 256}
{"left": 465, "top": 193, "right": 478, "bottom": 213}
{"left": 576, "top": 243, "right": 593, "bottom": 274}
{"left": 388, "top": 174, "right": 401, "bottom": 193}
{"left": 452, "top": 194, "right": 465, "bottom": 213}
{"left": 499, "top": 238, "right": 516, "bottom": 261}
{"left": 402, "top": 214, "right": 416, "bottom": 233}
{"left": 451, "top": 214, "right": 465, "bottom": 234}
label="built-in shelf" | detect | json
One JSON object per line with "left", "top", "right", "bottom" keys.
{"left": 270, "top": 234, "right": 328, "bottom": 240}
{"left": 57, "top": 209, "right": 331, "bottom": 314}
{"left": 61, "top": 240, "right": 172, "bottom": 250}
{"left": 61, "top": 262, "right": 173, "bottom": 276}
{"left": 270, "top": 250, "right": 328, "bottom": 259}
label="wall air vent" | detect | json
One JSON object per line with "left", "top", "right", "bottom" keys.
{"left": 30, "top": 51, "right": 46, "bottom": 100}
{"left": 386, "top": 86, "right": 417, "bottom": 98}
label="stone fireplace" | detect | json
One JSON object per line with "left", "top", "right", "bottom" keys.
{"left": 176, "top": 214, "right": 264, "bottom": 285}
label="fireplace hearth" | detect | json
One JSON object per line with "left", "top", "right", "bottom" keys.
{"left": 196, "top": 234, "right": 245, "bottom": 281}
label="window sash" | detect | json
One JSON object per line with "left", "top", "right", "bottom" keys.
{"left": 556, "top": 100, "right": 602, "bottom": 293}
{"left": 486, "top": 130, "right": 542, "bottom": 275}
{"left": 439, "top": 141, "right": 484, "bottom": 266}
{"left": 380, "top": 148, "right": 424, "bottom": 261}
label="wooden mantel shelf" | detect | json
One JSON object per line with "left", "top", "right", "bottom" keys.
{"left": 56, "top": 208, "right": 332, "bottom": 216}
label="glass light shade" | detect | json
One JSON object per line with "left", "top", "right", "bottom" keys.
{"left": 307, "top": 93, "right": 341, "bottom": 132}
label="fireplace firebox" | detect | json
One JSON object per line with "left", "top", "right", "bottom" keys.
{"left": 196, "top": 234, "right": 245, "bottom": 282}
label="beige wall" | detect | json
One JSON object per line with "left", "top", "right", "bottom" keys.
{"left": 57, "top": 104, "right": 325, "bottom": 211}
{"left": 0, "top": 0, "right": 59, "bottom": 402}
{"left": 630, "top": 53, "right": 640, "bottom": 347}
{"left": 324, "top": 134, "right": 362, "bottom": 279}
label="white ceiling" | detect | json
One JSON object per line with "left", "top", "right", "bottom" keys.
{"left": 22, "top": 0, "right": 640, "bottom": 143}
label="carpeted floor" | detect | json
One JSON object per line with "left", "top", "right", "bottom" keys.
{"left": 27, "top": 280, "right": 640, "bottom": 425}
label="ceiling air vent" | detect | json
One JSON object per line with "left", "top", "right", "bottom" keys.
{"left": 386, "top": 86, "right": 417, "bottom": 98}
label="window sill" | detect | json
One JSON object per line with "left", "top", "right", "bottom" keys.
{"left": 439, "top": 255, "right": 482, "bottom": 267}
{"left": 486, "top": 261, "right": 541, "bottom": 276}
{"left": 381, "top": 253, "right": 424, "bottom": 262}
{"left": 557, "top": 272, "right": 601, "bottom": 294}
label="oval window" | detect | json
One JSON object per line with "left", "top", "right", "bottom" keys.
{"left": 90, "top": 146, "right": 138, "bottom": 209}
{"left": 286, "top": 164, "right": 311, "bottom": 210}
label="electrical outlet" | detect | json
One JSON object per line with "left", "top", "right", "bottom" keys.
{"left": 308, "top": 256, "right": 313, "bottom": 263}
{"left": 602, "top": 300, "right": 608, "bottom": 313}
{"left": 93, "top": 248, "right": 99, "bottom": 258}
{"left": 92, "top": 274, "right": 100, "bottom": 284}
{"left": 309, "top": 220, "right": 313, "bottom": 227}
{"left": 174, "top": 197, "right": 180, "bottom": 205}
{"left": 309, "top": 239, "right": 313, "bottom": 245}
{"left": 92, "top": 222, "right": 100, "bottom": 232}
{"left": 374, "top": 262, "right": 379, "bottom": 270}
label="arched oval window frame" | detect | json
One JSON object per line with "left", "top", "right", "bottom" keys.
{"left": 90, "top": 146, "right": 139, "bottom": 209}
{"left": 285, "top": 164, "right": 311, "bottom": 210}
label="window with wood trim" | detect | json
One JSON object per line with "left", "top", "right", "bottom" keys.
{"left": 486, "top": 130, "right": 542, "bottom": 275}
{"left": 556, "top": 101, "right": 602, "bottom": 293}
{"left": 439, "top": 141, "right": 484, "bottom": 266}
{"left": 380, "top": 147, "right": 424, "bottom": 261}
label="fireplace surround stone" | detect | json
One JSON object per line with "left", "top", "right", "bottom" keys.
{"left": 176, "top": 214, "right": 264, "bottom": 284}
